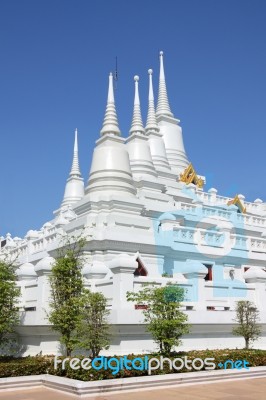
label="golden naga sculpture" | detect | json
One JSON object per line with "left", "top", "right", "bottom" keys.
{"left": 179, "top": 163, "right": 204, "bottom": 188}
{"left": 227, "top": 195, "right": 246, "bottom": 213}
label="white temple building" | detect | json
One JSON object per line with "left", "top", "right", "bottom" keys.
{"left": 1, "top": 52, "right": 266, "bottom": 355}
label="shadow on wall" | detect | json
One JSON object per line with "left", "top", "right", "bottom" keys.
{"left": 0, "top": 337, "right": 28, "bottom": 357}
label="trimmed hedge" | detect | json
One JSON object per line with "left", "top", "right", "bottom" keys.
{"left": 0, "top": 349, "right": 266, "bottom": 380}
{"left": 0, "top": 356, "right": 51, "bottom": 378}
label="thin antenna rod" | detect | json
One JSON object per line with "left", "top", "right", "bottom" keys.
{"left": 114, "top": 56, "right": 118, "bottom": 89}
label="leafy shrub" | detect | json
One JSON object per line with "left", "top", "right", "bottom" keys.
{"left": 0, "top": 349, "right": 266, "bottom": 380}
{"left": 0, "top": 356, "right": 52, "bottom": 378}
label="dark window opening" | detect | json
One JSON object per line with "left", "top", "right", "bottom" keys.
{"left": 0, "top": 239, "right": 6, "bottom": 248}
{"left": 24, "top": 307, "right": 36, "bottom": 312}
{"left": 135, "top": 304, "right": 148, "bottom": 310}
{"left": 134, "top": 257, "right": 148, "bottom": 277}
{"left": 204, "top": 265, "right": 213, "bottom": 281}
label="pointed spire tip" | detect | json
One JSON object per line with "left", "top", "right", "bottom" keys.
{"left": 69, "top": 129, "right": 81, "bottom": 177}
{"left": 100, "top": 71, "right": 121, "bottom": 136}
{"left": 156, "top": 50, "right": 173, "bottom": 117}
{"left": 146, "top": 66, "right": 159, "bottom": 132}
{"left": 130, "top": 72, "right": 144, "bottom": 134}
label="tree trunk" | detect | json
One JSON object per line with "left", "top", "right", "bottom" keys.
{"left": 245, "top": 338, "right": 249, "bottom": 349}
{"left": 66, "top": 346, "right": 71, "bottom": 357}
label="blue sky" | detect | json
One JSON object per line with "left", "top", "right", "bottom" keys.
{"left": 0, "top": 0, "right": 265, "bottom": 238}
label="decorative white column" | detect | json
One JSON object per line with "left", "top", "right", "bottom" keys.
{"left": 208, "top": 188, "right": 218, "bottom": 204}
{"left": 183, "top": 260, "right": 208, "bottom": 311}
{"left": 254, "top": 198, "right": 263, "bottom": 215}
{"left": 244, "top": 267, "right": 266, "bottom": 315}
{"left": 17, "top": 263, "right": 37, "bottom": 311}
{"left": 108, "top": 254, "right": 137, "bottom": 310}
{"left": 34, "top": 257, "right": 55, "bottom": 324}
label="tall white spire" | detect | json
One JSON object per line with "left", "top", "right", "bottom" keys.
{"left": 126, "top": 75, "right": 157, "bottom": 179}
{"left": 146, "top": 69, "right": 159, "bottom": 132}
{"left": 156, "top": 51, "right": 173, "bottom": 117}
{"left": 69, "top": 128, "right": 81, "bottom": 177}
{"left": 155, "top": 51, "right": 189, "bottom": 173}
{"left": 86, "top": 74, "right": 135, "bottom": 197}
{"left": 100, "top": 72, "right": 121, "bottom": 136}
{"left": 145, "top": 69, "right": 171, "bottom": 173}
{"left": 61, "top": 129, "right": 84, "bottom": 207}
{"left": 129, "top": 76, "right": 145, "bottom": 135}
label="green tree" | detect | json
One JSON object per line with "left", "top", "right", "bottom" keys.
{"left": 0, "top": 260, "right": 20, "bottom": 348}
{"left": 162, "top": 272, "right": 173, "bottom": 278}
{"left": 76, "top": 290, "right": 110, "bottom": 358}
{"left": 233, "top": 300, "right": 261, "bottom": 349}
{"left": 48, "top": 237, "right": 85, "bottom": 356}
{"left": 127, "top": 284, "right": 189, "bottom": 354}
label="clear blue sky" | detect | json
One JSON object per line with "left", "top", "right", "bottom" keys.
{"left": 0, "top": 0, "right": 265, "bottom": 238}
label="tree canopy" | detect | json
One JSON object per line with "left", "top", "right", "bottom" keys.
{"left": 0, "top": 260, "right": 20, "bottom": 349}
{"left": 127, "top": 284, "right": 189, "bottom": 354}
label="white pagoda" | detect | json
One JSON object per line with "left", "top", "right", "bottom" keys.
{"left": 1, "top": 52, "right": 266, "bottom": 355}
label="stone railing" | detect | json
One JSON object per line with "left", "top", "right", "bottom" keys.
{"left": 249, "top": 237, "right": 266, "bottom": 252}
{"left": 202, "top": 206, "right": 231, "bottom": 219}
{"left": 173, "top": 227, "right": 195, "bottom": 243}
{"left": 131, "top": 275, "right": 260, "bottom": 312}
{"left": 236, "top": 213, "right": 266, "bottom": 228}
{"left": 32, "top": 238, "right": 45, "bottom": 253}
{"left": 178, "top": 200, "right": 266, "bottom": 229}
{"left": 180, "top": 202, "right": 197, "bottom": 213}
{"left": 196, "top": 192, "right": 264, "bottom": 215}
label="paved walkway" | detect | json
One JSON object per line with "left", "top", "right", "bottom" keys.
{"left": 0, "top": 377, "right": 265, "bottom": 399}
